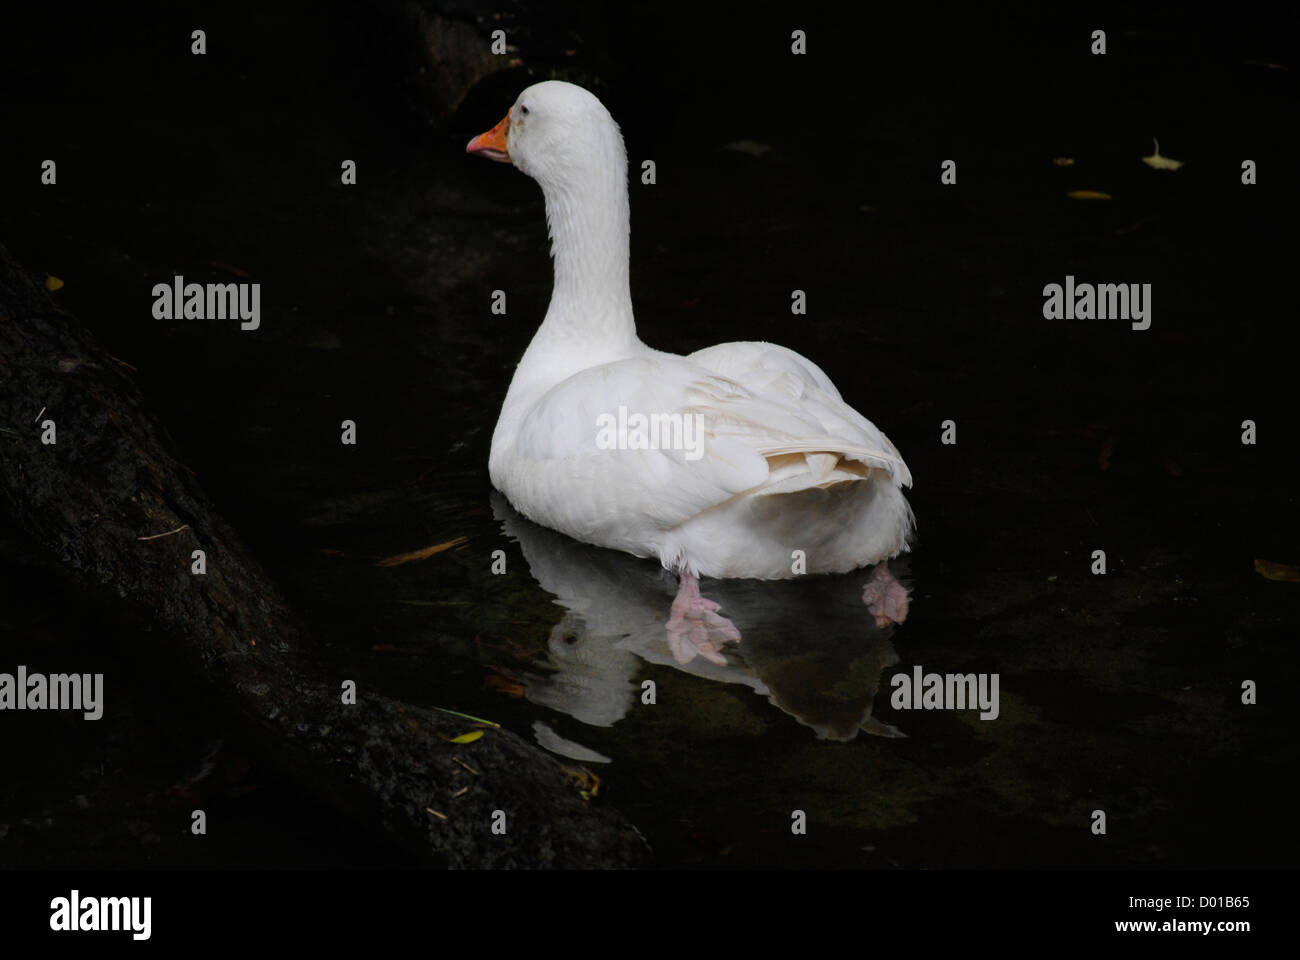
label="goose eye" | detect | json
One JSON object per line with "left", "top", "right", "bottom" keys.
{"left": 519, "top": 104, "right": 530, "bottom": 116}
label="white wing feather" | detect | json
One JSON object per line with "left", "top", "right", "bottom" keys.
{"left": 503, "top": 343, "right": 910, "bottom": 547}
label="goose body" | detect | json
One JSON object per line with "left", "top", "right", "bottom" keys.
{"left": 468, "top": 81, "right": 913, "bottom": 582}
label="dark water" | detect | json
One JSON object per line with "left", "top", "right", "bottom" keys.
{"left": 0, "top": 3, "right": 1295, "bottom": 868}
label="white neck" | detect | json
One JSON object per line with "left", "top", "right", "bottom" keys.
{"left": 532, "top": 137, "right": 638, "bottom": 357}
{"left": 494, "top": 115, "right": 647, "bottom": 459}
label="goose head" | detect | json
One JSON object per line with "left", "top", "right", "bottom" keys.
{"left": 466, "top": 80, "right": 626, "bottom": 192}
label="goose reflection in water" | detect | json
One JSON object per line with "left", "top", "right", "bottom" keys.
{"left": 492, "top": 493, "right": 908, "bottom": 747}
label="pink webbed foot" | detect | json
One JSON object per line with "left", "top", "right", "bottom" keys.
{"left": 861, "top": 560, "right": 910, "bottom": 628}
{"left": 666, "top": 572, "right": 742, "bottom": 666}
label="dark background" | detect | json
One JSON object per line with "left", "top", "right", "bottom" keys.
{"left": 0, "top": 1, "right": 1295, "bottom": 869}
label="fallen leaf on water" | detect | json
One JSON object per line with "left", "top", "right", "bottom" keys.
{"left": 376, "top": 536, "right": 469, "bottom": 567}
{"left": 485, "top": 674, "right": 525, "bottom": 697}
{"left": 45, "top": 275, "right": 64, "bottom": 291}
{"left": 1052, "top": 157, "right": 1075, "bottom": 166}
{"left": 447, "top": 731, "right": 485, "bottom": 744}
{"left": 206, "top": 260, "right": 251, "bottom": 278}
{"left": 559, "top": 765, "right": 602, "bottom": 800}
{"left": 1254, "top": 559, "right": 1300, "bottom": 582}
{"left": 1067, "top": 190, "right": 1112, "bottom": 200}
{"left": 1142, "top": 138, "right": 1184, "bottom": 171}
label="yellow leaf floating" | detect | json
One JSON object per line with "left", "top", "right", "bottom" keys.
{"left": 1067, "top": 190, "right": 1112, "bottom": 200}
{"left": 1052, "top": 157, "right": 1075, "bottom": 167}
{"left": 45, "top": 275, "right": 64, "bottom": 291}
{"left": 1254, "top": 559, "right": 1300, "bottom": 582}
{"left": 448, "top": 731, "right": 485, "bottom": 744}
{"left": 1142, "top": 138, "right": 1184, "bottom": 171}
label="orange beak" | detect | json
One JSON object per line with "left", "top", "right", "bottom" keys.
{"left": 466, "top": 110, "right": 512, "bottom": 163}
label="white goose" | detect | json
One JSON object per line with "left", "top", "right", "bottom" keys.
{"left": 467, "top": 81, "right": 914, "bottom": 648}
